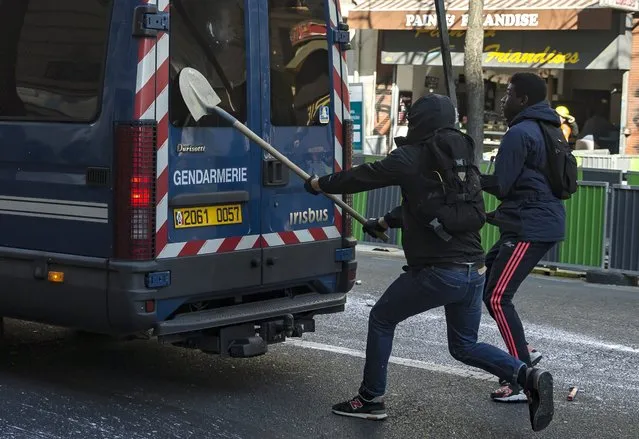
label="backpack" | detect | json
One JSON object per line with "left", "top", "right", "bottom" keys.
{"left": 537, "top": 121, "right": 578, "bottom": 200}
{"left": 413, "top": 127, "right": 486, "bottom": 242}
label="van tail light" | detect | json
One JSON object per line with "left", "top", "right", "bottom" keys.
{"left": 114, "top": 121, "right": 157, "bottom": 260}
{"left": 342, "top": 119, "right": 354, "bottom": 238}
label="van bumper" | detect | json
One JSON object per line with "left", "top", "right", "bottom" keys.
{"left": 0, "top": 239, "right": 355, "bottom": 336}
{"left": 107, "top": 238, "right": 356, "bottom": 335}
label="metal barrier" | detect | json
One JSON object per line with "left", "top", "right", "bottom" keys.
{"left": 553, "top": 181, "right": 608, "bottom": 269}
{"left": 480, "top": 193, "right": 500, "bottom": 251}
{"left": 579, "top": 169, "right": 620, "bottom": 241}
{"left": 581, "top": 168, "right": 623, "bottom": 186}
{"left": 348, "top": 156, "right": 609, "bottom": 272}
{"left": 627, "top": 171, "right": 639, "bottom": 186}
{"left": 480, "top": 183, "right": 606, "bottom": 269}
{"left": 360, "top": 186, "right": 402, "bottom": 245}
{"left": 609, "top": 185, "right": 639, "bottom": 273}
{"left": 351, "top": 191, "right": 368, "bottom": 242}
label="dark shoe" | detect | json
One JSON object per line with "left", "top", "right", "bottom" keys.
{"left": 524, "top": 368, "right": 554, "bottom": 432}
{"left": 331, "top": 394, "right": 387, "bottom": 420}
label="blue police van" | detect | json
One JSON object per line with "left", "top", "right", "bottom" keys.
{"left": 0, "top": 0, "right": 357, "bottom": 357}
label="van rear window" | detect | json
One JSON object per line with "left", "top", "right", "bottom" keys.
{"left": 169, "top": 0, "right": 246, "bottom": 128}
{"left": 269, "top": 1, "right": 330, "bottom": 126}
{"left": 0, "top": 0, "right": 112, "bottom": 122}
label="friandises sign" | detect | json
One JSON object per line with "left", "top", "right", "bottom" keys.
{"left": 484, "top": 44, "right": 580, "bottom": 65}
{"left": 405, "top": 13, "right": 539, "bottom": 29}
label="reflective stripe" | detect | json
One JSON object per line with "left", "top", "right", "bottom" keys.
{"left": 0, "top": 196, "right": 108, "bottom": 223}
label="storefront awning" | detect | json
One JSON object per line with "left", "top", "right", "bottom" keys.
{"left": 380, "top": 27, "right": 631, "bottom": 70}
{"left": 347, "top": 0, "right": 638, "bottom": 30}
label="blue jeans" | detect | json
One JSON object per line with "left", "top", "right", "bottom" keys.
{"left": 359, "top": 264, "right": 525, "bottom": 397}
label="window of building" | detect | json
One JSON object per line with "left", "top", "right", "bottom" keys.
{"left": 268, "top": 1, "right": 330, "bottom": 126}
{"left": 169, "top": 0, "right": 247, "bottom": 128}
{"left": 0, "top": 0, "right": 112, "bottom": 122}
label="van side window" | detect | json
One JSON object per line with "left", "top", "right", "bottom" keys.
{"left": 269, "top": 1, "right": 330, "bottom": 126}
{"left": 169, "top": 0, "right": 246, "bottom": 128}
{"left": 0, "top": 0, "right": 112, "bottom": 122}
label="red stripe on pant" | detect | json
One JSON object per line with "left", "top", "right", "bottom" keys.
{"left": 490, "top": 242, "right": 530, "bottom": 358}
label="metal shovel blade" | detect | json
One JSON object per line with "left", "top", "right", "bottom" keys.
{"left": 178, "top": 67, "right": 221, "bottom": 122}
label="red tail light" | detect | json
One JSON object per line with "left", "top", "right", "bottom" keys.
{"left": 114, "top": 122, "right": 157, "bottom": 260}
{"left": 342, "top": 118, "right": 354, "bottom": 238}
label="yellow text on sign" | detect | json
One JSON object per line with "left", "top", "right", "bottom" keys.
{"left": 484, "top": 44, "right": 580, "bottom": 65}
{"left": 173, "top": 204, "right": 243, "bottom": 229}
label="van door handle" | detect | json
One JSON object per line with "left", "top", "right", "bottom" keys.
{"left": 263, "top": 158, "right": 289, "bottom": 187}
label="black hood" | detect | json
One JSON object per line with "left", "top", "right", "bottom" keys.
{"left": 394, "top": 93, "right": 456, "bottom": 147}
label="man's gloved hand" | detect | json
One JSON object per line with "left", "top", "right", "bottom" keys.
{"left": 362, "top": 217, "right": 387, "bottom": 238}
{"left": 304, "top": 175, "right": 321, "bottom": 195}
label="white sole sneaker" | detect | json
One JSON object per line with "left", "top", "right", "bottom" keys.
{"left": 331, "top": 409, "right": 388, "bottom": 420}
{"left": 493, "top": 392, "right": 529, "bottom": 403}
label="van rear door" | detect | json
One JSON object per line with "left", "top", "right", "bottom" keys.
{"left": 160, "top": 0, "right": 263, "bottom": 291}
{"left": 258, "top": 0, "right": 350, "bottom": 285}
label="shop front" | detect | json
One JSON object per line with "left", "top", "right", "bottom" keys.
{"left": 344, "top": 0, "right": 639, "bottom": 155}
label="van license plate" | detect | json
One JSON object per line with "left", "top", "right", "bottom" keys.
{"left": 173, "top": 204, "right": 242, "bottom": 229}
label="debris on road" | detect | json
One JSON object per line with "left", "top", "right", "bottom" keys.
{"left": 355, "top": 280, "right": 362, "bottom": 285}
{"left": 568, "top": 386, "right": 580, "bottom": 401}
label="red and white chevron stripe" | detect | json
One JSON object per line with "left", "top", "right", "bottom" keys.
{"left": 329, "top": 0, "right": 349, "bottom": 235}
{"left": 134, "top": 1, "right": 348, "bottom": 259}
{"left": 134, "top": 0, "right": 170, "bottom": 258}
{"left": 155, "top": 226, "right": 342, "bottom": 258}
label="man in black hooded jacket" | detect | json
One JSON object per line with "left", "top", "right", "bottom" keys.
{"left": 303, "top": 94, "right": 554, "bottom": 432}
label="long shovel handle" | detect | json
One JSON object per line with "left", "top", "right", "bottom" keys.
{"left": 211, "top": 106, "right": 390, "bottom": 242}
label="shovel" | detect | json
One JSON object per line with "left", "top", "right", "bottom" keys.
{"left": 177, "top": 67, "right": 390, "bottom": 242}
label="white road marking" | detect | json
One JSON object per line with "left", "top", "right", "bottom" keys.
{"left": 285, "top": 340, "right": 496, "bottom": 382}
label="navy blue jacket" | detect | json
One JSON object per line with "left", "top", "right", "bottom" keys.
{"left": 483, "top": 102, "right": 566, "bottom": 242}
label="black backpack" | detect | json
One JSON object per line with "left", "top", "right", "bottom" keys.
{"left": 413, "top": 127, "right": 486, "bottom": 242}
{"left": 537, "top": 121, "right": 578, "bottom": 200}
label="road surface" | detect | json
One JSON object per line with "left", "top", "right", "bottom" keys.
{"left": 0, "top": 246, "right": 637, "bottom": 438}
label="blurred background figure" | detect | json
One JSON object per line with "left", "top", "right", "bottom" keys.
{"left": 555, "top": 105, "right": 579, "bottom": 148}
{"left": 579, "top": 101, "right": 619, "bottom": 153}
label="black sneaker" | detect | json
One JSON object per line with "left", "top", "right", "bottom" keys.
{"left": 331, "top": 394, "right": 387, "bottom": 420}
{"left": 524, "top": 368, "right": 554, "bottom": 432}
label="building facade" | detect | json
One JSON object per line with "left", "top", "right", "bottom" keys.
{"left": 342, "top": 0, "right": 639, "bottom": 155}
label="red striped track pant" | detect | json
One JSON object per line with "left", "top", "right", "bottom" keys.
{"left": 482, "top": 237, "right": 557, "bottom": 366}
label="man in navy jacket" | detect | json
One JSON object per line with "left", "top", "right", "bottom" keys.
{"left": 481, "top": 73, "right": 566, "bottom": 403}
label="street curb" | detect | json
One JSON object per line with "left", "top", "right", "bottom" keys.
{"left": 531, "top": 267, "right": 585, "bottom": 279}
{"left": 355, "top": 245, "right": 630, "bottom": 284}
{"left": 585, "top": 269, "right": 639, "bottom": 287}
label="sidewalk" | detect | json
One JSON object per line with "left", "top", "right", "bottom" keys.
{"left": 354, "top": 242, "right": 587, "bottom": 280}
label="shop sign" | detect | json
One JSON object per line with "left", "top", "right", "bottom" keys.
{"left": 349, "top": 83, "right": 364, "bottom": 153}
{"left": 484, "top": 44, "right": 580, "bottom": 66}
{"left": 405, "top": 13, "right": 539, "bottom": 29}
{"left": 380, "top": 28, "right": 629, "bottom": 70}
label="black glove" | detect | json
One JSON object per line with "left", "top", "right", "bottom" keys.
{"left": 304, "top": 175, "right": 321, "bottom": 195}
{"left": 480, "top": 174, "right": 499, "bottom": 190}
{"left": 362, "top": 217, "right": 387, "bottom": 238}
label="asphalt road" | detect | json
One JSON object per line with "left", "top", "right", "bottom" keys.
{"left": 1, "top": 247, "right": 638, "bottom": 439}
